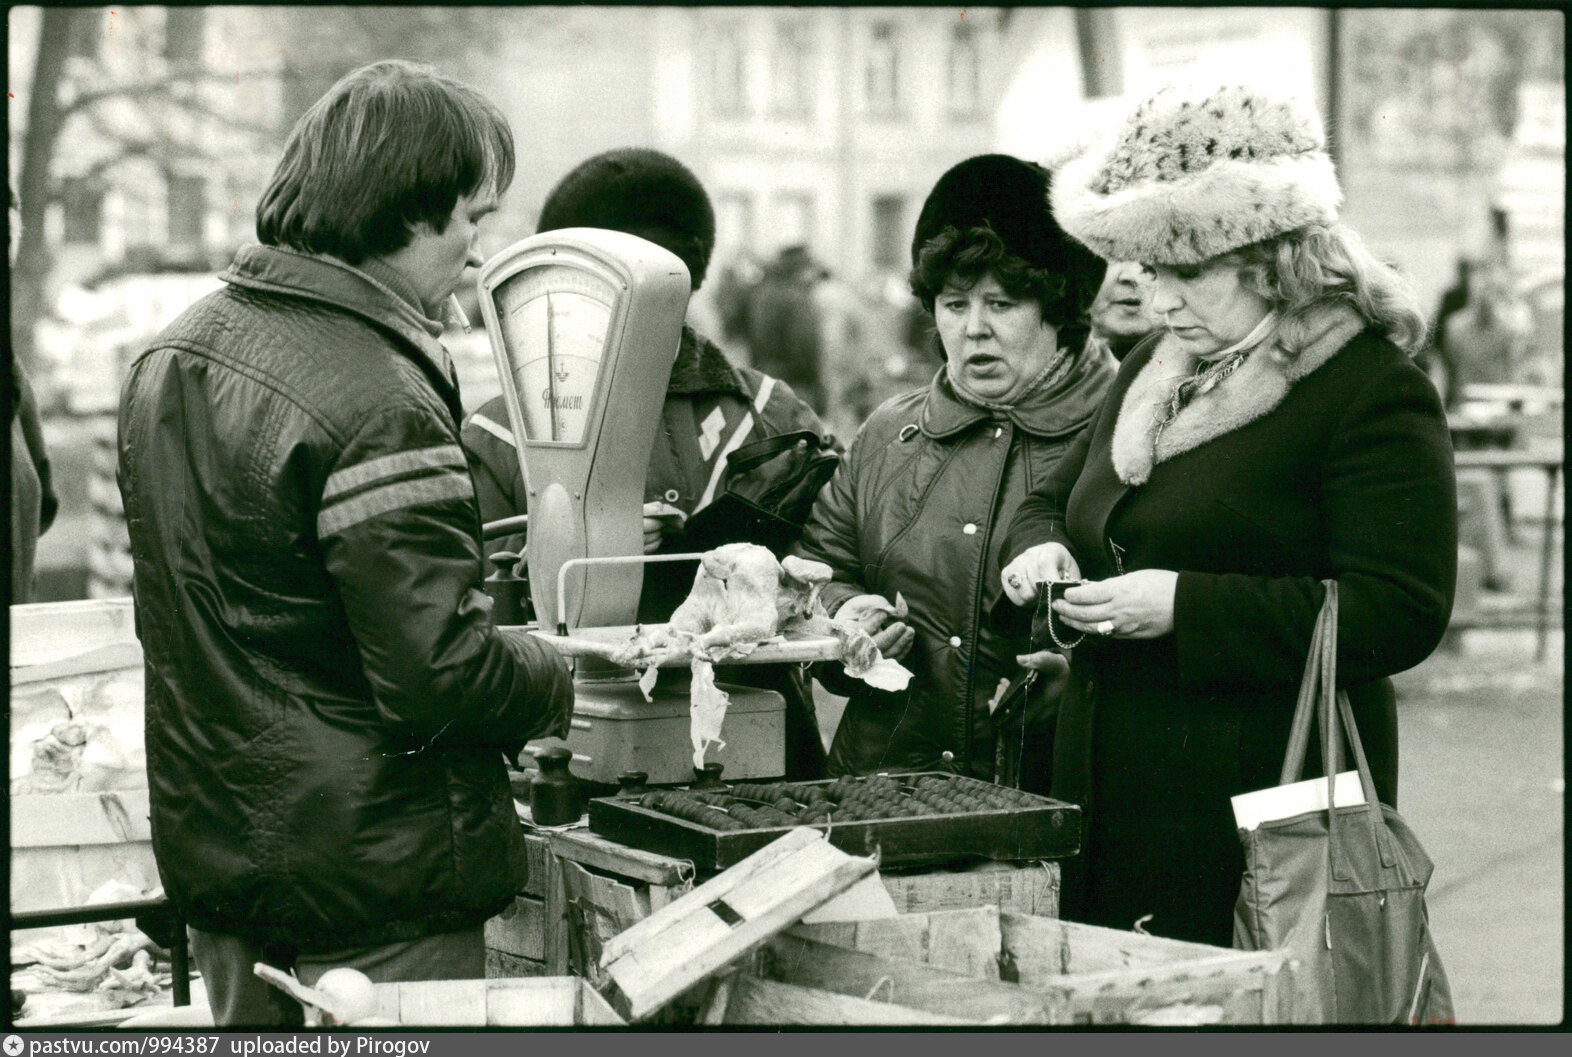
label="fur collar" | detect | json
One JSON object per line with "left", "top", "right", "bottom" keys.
{"left": 666, "top": 325, "right": 751, "bottom": 399}
{"left": 1110, "top": 303, "right": 1366, "bottom": 485}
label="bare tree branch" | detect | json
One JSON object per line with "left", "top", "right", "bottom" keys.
{"left": 59, "top": 60, "right": 348, "bottom": 116}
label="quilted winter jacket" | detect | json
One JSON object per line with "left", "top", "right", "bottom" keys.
{"left": 794, "top": 346, "right": 1115, "bottom": 780}
{"left": 117, "top": 245, "right": 573, "bottom": 953}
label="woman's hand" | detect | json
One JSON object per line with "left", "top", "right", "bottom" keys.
{"left": 837, "top": 594, "right": 915, "bottom": 661}
{"left": 1054, "top": 570, "right": 1178, "bottom": 639}
{"left": 641, "top": 502, "right": 686, "bottom": 554}
{"left": 1000, "top": 543, "right": 1081, "bottom": 606}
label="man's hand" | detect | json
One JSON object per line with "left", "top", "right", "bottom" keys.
{"left": 1053, "top": 569, "right": 1178, "bottom": 640}
{"left": 641, "top": 502, "right": 686, "bottom": 554}
{"left": 1001, "top": 543, "right": 1081, "bottom": 606}
{"left": 870, "top": 620, "right": 915, "bottom": 662}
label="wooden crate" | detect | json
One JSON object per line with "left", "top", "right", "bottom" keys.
{"left": 730, "top": 906, "right": 1290, "bottom": 1025}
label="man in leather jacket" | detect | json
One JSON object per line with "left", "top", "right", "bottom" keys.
{"left": 117, "top": 61, "right": 573, "bottom": 1025}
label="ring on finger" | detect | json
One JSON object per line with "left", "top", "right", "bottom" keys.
{"left": 1096, "top": 620, "right": 1116, "bottom": 636}
{"left": 1008, "top": 574, "right": 1022, "bottom": 589}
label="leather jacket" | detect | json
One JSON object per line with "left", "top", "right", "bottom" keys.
{"left": 118, "top": 245, "right": 572, "bottom": 952}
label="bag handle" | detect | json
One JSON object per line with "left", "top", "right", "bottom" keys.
{"left": 721, "top": 430, "right": 824, "bottom": 478}
{"left": 1279, "top": 589, "right": 1334, "bottom": 785}
{"left": 1314, "top": 581, "right": 1398, "bottom": 876}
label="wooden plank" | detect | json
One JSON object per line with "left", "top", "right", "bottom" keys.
{"left": 800, "top": 871, "right": 899, "bottom": 924}
{"left": 999, "top": 913, "right": 1240, "bottom": 982}
{"left": 550, "top": 827, "right": 693, "bottom": 886}
{"left": 485, "top": 949, "right": 549, "bottom": 979}
{"left": 599, "top": 829, "right": 877, "bottom": 1021}
{"left": 11, "top": 643, "right": 144, "bottom": 686}
{"left": 881, "top": 860, "right": 1059, "bottom": 917}
{"left": 789, "top": 906, "right": 1003, "bottom": 982}
{"left": 719, "top": 975, "right": 978, "bottom": 1026}
{"left": 757, "top": 932, "right": 1057, "bottom": 1024}
{"left": 9, "top": 599, "right": 137, "bottom": 669}
{"left": 484, "top": 978, "right": 578, "bottom": 1026}
{"left": 599, "top": 826, "right": 821, "bottom": 963}
{"left": 10, "top": 791, "right": 152, "bottom": 847}
{"left": 390, "top": 979, "right": 488, "bottom": 1026}
{"left": 575, "top": 981, "right": 627, "bottom": 1026}
{"left": 521, "top": 831, "right": 554, "bottom": 898}
{"left": 484, "top": 895, "right": 546, "bottom": 961}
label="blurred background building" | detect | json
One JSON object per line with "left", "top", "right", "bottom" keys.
{"left": 8, "top": 5, "right": 1565, "bottom": 600}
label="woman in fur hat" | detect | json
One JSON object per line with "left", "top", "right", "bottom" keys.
{"left": 462, "top": 148, "right": 835, "bottom": 779}
{"left": 794, "top": 154, "right": 1116, "bottom": 786}
{"left": 998, "top": 86, "right": 1457, "bottom": 945}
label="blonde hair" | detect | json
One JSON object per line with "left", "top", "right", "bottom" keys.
{"left": 1235, "top": 224, "right": 1428, "bottom": 356}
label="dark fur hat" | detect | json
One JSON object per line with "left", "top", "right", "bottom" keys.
{"left": 538, "top": 148, "right": 716, "bottom": 290}
{"left": 911, "top": 154, "right": 1105, "bottom": 289}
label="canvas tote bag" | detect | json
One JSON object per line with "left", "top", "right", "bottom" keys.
{"left": 1233, "top": 581, "right": 1455, "bottom": 1025}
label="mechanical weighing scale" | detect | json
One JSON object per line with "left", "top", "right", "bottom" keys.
{"left": 475, "top": 229, "right": 838, "bottom": 786}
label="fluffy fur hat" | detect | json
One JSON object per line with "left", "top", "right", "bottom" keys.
{"left": 538, "top": 148, "right": 716, "bottom": 290}
{"left": 911, "top": 154, "right": 1104, "bottom": 290}
{"left": 1052, "top": 85, "right": 1342, "bottom": 266}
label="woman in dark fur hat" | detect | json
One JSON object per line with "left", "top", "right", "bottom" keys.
{"left": 792, "top": 155, "right": 1115, "bottom": 787}
{"left": 999, "top": 85, "right": 1457, "bottom": 947}
{"left": 462, "top": 148, "right": 835, "bottom": 779}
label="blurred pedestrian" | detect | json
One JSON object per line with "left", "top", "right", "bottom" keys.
{"left": 1001, "top": 84, "right": 1457, "bottom": 946}
{"left": 794, "top": 154, "right": 1113, "bottom": 787}
{"left": 9, "top": 185, "right": 58, "bottom": 604}
{"left": 744, "top": 245, "right": 828, "bottom": 414}
{"left": 461, "top": 148, "right": 835, "bottom": 779}
{"left": 1438, "top": 258, "right": 1531, "bottom": 397}
{"left": 117, "top": 61, "right": 572, "bottom": 1025}
{"left": 1088, "top": 260, "right": 1160, "bottom": 361}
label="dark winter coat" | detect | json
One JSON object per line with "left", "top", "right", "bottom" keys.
{"left": 117, "top": 245, "right": 573, "bottom": 953}
{"left": 795, "top": 345, "right": 1115, "bottom": 781}
{"left": 462, "top": 325, "right": 835, "bottom": 778}
{"left": 997, "top": 307, "right": 1457, "bottom": 946}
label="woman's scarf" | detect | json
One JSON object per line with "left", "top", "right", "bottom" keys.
{"left": 1151, "top": 311, "right": 1278, "bottom": 448}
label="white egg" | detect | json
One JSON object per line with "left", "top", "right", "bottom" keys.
{"left": 313, "top": 967, "right": 378, "bottom": 1025}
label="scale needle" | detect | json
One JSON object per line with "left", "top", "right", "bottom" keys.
{"left": 545, "top": 291, "right": 561, "bottom": 440}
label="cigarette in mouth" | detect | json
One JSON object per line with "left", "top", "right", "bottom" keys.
{"left": 449, "top": 293, "right": 472, "bottom": 333}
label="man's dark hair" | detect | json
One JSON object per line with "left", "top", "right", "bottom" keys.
{"left": 256, "top": 60, "right": 514, "bottom": 265}
{"left": 911, "top": 224, "right": 1093, "bottom": 354}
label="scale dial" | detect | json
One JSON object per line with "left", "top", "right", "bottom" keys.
{"left": 492, "top": 265, "right": 614, "bottom": 444}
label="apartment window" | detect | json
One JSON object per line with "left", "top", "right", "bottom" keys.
{"left": 715, "top": 192, "right": 755, "bottom": 253}
{"left": 768, "top": 19, "right": 813, "bottom": 118}
{"left": 164, "top": 8, "right": 204, "bottom": 64}
{"left": 773, "top": 192, "right": 815, "bottom": 251}
{"left": 61, "top": 179, "right": 103, "bottom": 246}
{"left": 864, "top": 22, "right": 900, "bottom": 116}
{"left": 166, "top": 175, "right": 206, "bottom": 246}
{"left": 947, "top": 23, "right": 982, "bottom": 116}
{"left": 870, "top": 195, "right": 905, "bottom": 269}
{"left": 711, "top": 23, "right": 748, "bottom": 118}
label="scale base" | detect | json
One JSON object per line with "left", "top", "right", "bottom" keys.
{"left": 528, "top": 677, "right": 786, "bottom": 786}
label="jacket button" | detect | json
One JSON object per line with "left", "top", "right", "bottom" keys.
{"left": 962, "top": 523, "right": 977, "bottom": 535}
{"left": 941, "top": 751, "right": 954, "bottom": 763}
{"left": 664, "top": 489, "right": 680, "bottom": 503}
{"left": 948, "top": 636, "right": 962, "bottom": 647}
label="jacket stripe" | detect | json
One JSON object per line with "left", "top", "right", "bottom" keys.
{"left": 466, "top": 412, "right": 516, "bottom": 450}
{"left": 696, "top": 411, "right": 755, "bottom": 511}
{"left": 323, "top": 445, "right": 467, "bottom": 501}
{"left": 752, "top": 375, "right": 776, "bottom": 412}
{"left": 318, "top": 471, "right": 474, "bottom": 538}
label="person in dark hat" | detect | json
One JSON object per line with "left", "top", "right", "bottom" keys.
{"left": 791, "top": 154, "right": 1115, "bottom": 788}
{"left": 462, "top": 147, "right": 835, "bottom": 779}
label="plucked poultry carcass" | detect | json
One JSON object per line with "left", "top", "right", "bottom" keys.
{"left": 599, "top": 543, "right": 912, "bottom": 767}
